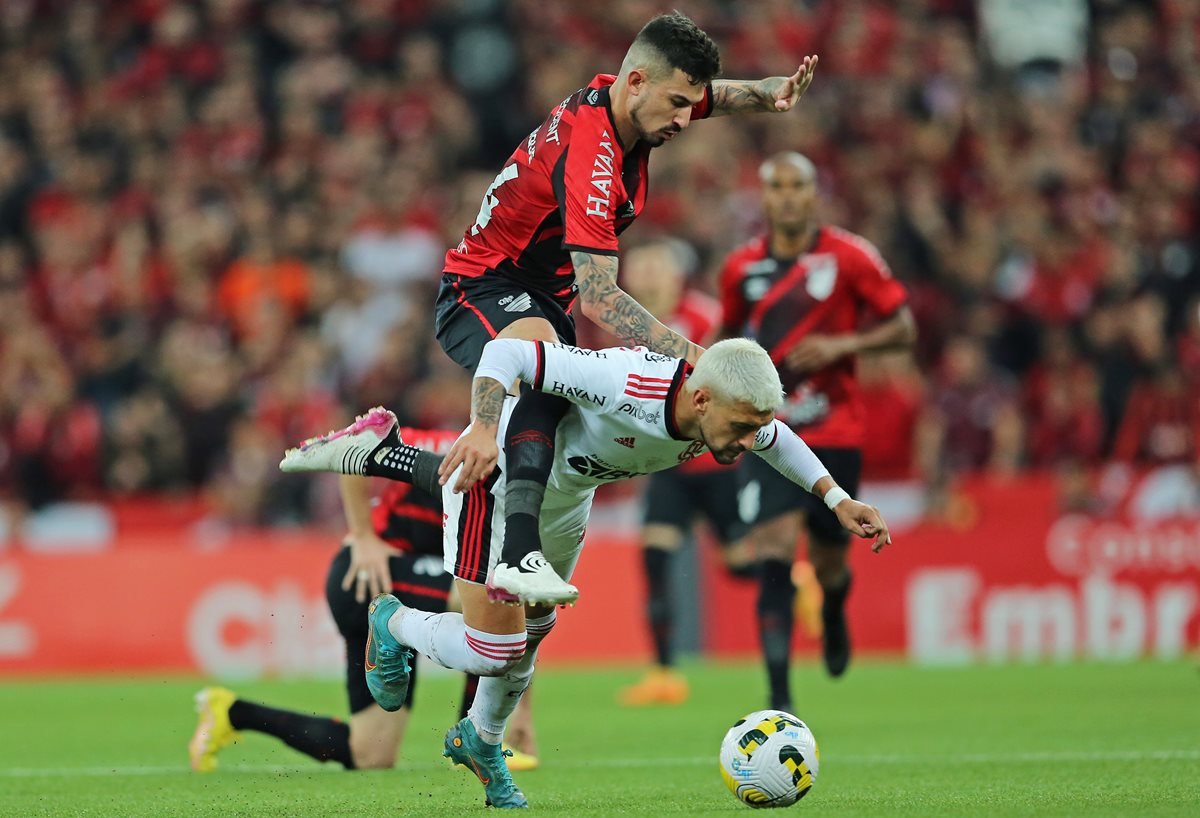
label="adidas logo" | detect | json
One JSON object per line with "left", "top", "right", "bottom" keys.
{"left": 499, "top": 293, "right": 533, "bottom": 313}
{"left": 614, "top": 436, "right": 635, "bottom": 449}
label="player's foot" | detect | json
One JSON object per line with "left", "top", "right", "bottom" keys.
{"left": 502, "top": 743, "right": 540, "bottom": 772}
{"left": 189, "top": 686, "right": 240, "bottom": 772}
{"left": 365, "top": 593, "right": 415, "bottom": 712}
{"left": 618, "top": 667, "right": 690, "bottom": 706}
{"left": 793, "top": 561, "right": 824, "bottom": 640}
{"left": 279, "top": 406, "right": 399, "bottom": 475}
{"left": 444, "top": 718, "right": 529, "bottom": 808}
{"left": 488, "top": 551, "right": 579, "bottom": 606}
{"left": 821, "top": 572, "right": 853, "bottom": 678}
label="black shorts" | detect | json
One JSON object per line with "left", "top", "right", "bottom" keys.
{"left": 325, "top": 544, "right": 453, "bottom": 714}
{"left": 737, "top": 448, "right": 862, "bottom": 548}
{"left": 642, "top": 467, "right": 746, "bottom": 546}
{"left": 434, "top": 273, "right": 577, "bottom": 370}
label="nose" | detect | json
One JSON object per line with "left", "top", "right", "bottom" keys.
{"left": 738, "top": 429, "right": 757, "bottom": 450}
{"left": 674, "top": 110, "right": 692, "bottom": 130}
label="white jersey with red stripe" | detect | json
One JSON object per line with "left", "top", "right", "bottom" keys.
{"left": 472, "top": 340, "right": 829, "bottom": 502}
{"left": 444, "top": 339, "right": 832, "bottom": 586}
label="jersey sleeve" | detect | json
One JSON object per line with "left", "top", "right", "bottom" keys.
{"left": 750, "top": 419, "right": 832, "bottom": 492}
{"left": 691, "top": 83, "right": 715, "bottom": 121}
{"left": 718, "top": 252, "right": 750, "bottom": 333}
{"left": 846, "top": 234, "right": 908, "bottom": 317}
{"left": 474, "top": 339, "right": 629, "bottom": 411}
{"left": 554, "top": 112, "right": 621, "bottom": 256}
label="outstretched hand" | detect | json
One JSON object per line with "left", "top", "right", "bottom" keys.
{"left": 773, "top": 55, "right": 819, "bottom": 112}
{"left": 833, "top": 498, "right": 892, "bottom": 553}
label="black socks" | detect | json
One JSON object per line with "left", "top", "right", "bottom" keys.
{"left": 365, "top": 444, "right": 444, "bottom": 497}
{"left": 757, "top": 559, "right": 796, "bottom": 710}
{"left": 500, "top": 390, "right": 569, "bottom": 565}
{"left": 643, "top": 547, "right": 674, "bottom": 667}
{"left": 227, "top": 700, "right": 355, "bottom": 769}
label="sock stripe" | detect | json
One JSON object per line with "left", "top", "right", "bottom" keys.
{"left": 465, "top": 637, "right": 526, "bottom": 661}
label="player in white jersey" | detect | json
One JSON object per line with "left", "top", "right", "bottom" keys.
{"left": 280, "top": 337, "right": 889, "bottom": 809}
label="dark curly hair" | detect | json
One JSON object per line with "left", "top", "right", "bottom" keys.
{"left": 633, "top": 11, "right": 721, "bottom": 85}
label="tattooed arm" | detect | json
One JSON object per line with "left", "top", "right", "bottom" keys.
{"left": 573, "top": 251, "right": 704, "bottom": 365}
{"left": 710, "top": 55, "right": 818, "bottom": 117}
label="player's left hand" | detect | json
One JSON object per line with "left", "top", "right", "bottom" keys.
{"left": 771, "top": 55, "right": 819, "bottom": 112}
{"left": 832, "top": 499, "right": 891, "bottom": 553}
{"left": 784, "top": 333, "right": 853, "bottom": 372}
{"left": 342, "top": 531, "right": 395, "bottom": 603}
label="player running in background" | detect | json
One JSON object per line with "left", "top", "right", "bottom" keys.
{"left": 426, "top": 11, "right": 820, "bottom": 607}
{"left": 612, "top": 238, "right": 751, "bottom": 707}
{"left": 189, "top": 428, "right": 536, "bottom": 772}
{"left": 281, "top": 337, "right": 891, "bottom": 808}
{"left": 719, "top": 152, "right": 916, "bottom": 710}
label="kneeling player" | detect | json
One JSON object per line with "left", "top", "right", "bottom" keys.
{"left": 280, "top": 338, "right": 891, "bottom": 808}
{"left": 189, "top": 429, "right": 536, "bottom": 772}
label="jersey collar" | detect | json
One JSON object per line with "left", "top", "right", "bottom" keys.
{"left": 664, "top": 359, "right": 692, "bottom": 441}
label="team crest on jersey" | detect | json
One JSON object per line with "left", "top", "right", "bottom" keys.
{"left": 805, "top": 255, "right": 838, "bottom": 301}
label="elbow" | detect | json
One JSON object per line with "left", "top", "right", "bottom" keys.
{"left": 579, "top": 296, "right": 603, "bottom": 324}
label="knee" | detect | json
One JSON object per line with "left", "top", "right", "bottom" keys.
{"left": 349, "top": 730, "right": 399, "bottom": 770}
{"left": 351, "top": 749, "right": 397, "bottom": 770}
{"left": 809, "top": 546, "right": 848, "bottom": 586}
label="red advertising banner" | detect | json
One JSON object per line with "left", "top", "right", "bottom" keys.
{"left": 0, "top": 533, "right": 649, "bottom": 677}
{"left": 702, "top": 468, "right": 1200, "bottom": 663}
{"left": 2, "top": 468, "right": 1196, "bottom": 676}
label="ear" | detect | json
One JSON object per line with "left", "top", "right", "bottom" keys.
{"left": 693, "top": 387, "right": 711, "bottom": 414}
{"left": 627, "top": 68, "right": 648, "bottom": 97}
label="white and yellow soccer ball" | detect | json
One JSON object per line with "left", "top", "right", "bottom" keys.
{"left": 719, "top": 709, "right": 819, "bottom": 808}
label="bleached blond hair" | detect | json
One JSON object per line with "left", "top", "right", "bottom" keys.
{"left": 689, "top": 338, "right": 783, "bottom": 413}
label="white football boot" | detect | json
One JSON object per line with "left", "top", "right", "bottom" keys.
{"left": 279, "top": 406, "right": 400, "bottom": 475}
{"left": 489, "top": 551, "right": 579, "bottom": 606}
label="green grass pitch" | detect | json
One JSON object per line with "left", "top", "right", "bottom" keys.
{"left": 1, "top": 660, "right": 1197, "bottom": 816}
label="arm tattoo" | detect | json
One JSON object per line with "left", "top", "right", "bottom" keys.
{"left": 573, "top": 251, "right": 700, "bottom": 360}
{"left": 711, "top": 78, "right": 777, "bottom": 116}
{"left": 471, "top": 377, "right": 508, "bottom": 427}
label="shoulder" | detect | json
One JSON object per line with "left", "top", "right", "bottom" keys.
{"left": 721, "top": 236, "right": 770, "bottom": 275}
{"left": 822, "top": 226, "right": 888, "bottom": 270}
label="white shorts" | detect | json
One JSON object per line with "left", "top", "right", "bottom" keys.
{"left": 442, "top": 480, "right": 593, "bottom": 586}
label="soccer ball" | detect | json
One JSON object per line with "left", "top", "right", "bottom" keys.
{"left": 719, "top": 709, "right": 819, "bottom": 808}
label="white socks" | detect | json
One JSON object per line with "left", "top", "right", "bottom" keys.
{"left": 389, "top": 609, "right": 526, "bottom": 677}
{"left": 468, "top": 611, "right": 557, "bottom": 745}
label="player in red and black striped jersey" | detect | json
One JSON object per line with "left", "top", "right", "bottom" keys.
{"left": 719, "top": 152, "right": 916, "bottom": 709}
{"left": 433, "top": 11, "right": 821, "bottom": 608}
{"left": 190, "top": 428, "right": 536, "bottom": 772}
{"left": 611, "top": 238, "right": 752, "bottom": 706}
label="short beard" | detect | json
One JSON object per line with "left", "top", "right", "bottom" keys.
{"left": 630, "top": 103, "right": 666, "bottom": 147}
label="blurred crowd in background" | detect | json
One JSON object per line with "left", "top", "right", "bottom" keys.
{"left": 0, "top": 0, "right": 1197, "bottom": 529}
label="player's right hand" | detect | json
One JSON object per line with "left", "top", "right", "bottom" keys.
{"left": 439, "top": 424, "right": 499, "bottom": 493}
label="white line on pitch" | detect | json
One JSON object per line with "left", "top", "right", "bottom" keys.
{"left": 2, "top": 749, "right": 1198, "bottom": 778}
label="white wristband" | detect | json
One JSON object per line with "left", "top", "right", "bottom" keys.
{"left": 823, "top": 486, "right": 851, "bottom": 511}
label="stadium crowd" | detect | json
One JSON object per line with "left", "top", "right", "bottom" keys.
{"left": 0, "top": 0, "right": 1197, "bottom": 529}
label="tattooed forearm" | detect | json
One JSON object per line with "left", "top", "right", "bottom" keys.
{"left": 471, "top": 377, "right": 508, "bottom": 427}
{"left": 573, "top": 251, "right": 704, "bottom": 363}
{"left": 711, "top": 78, "right": 779, "bottom": 116}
